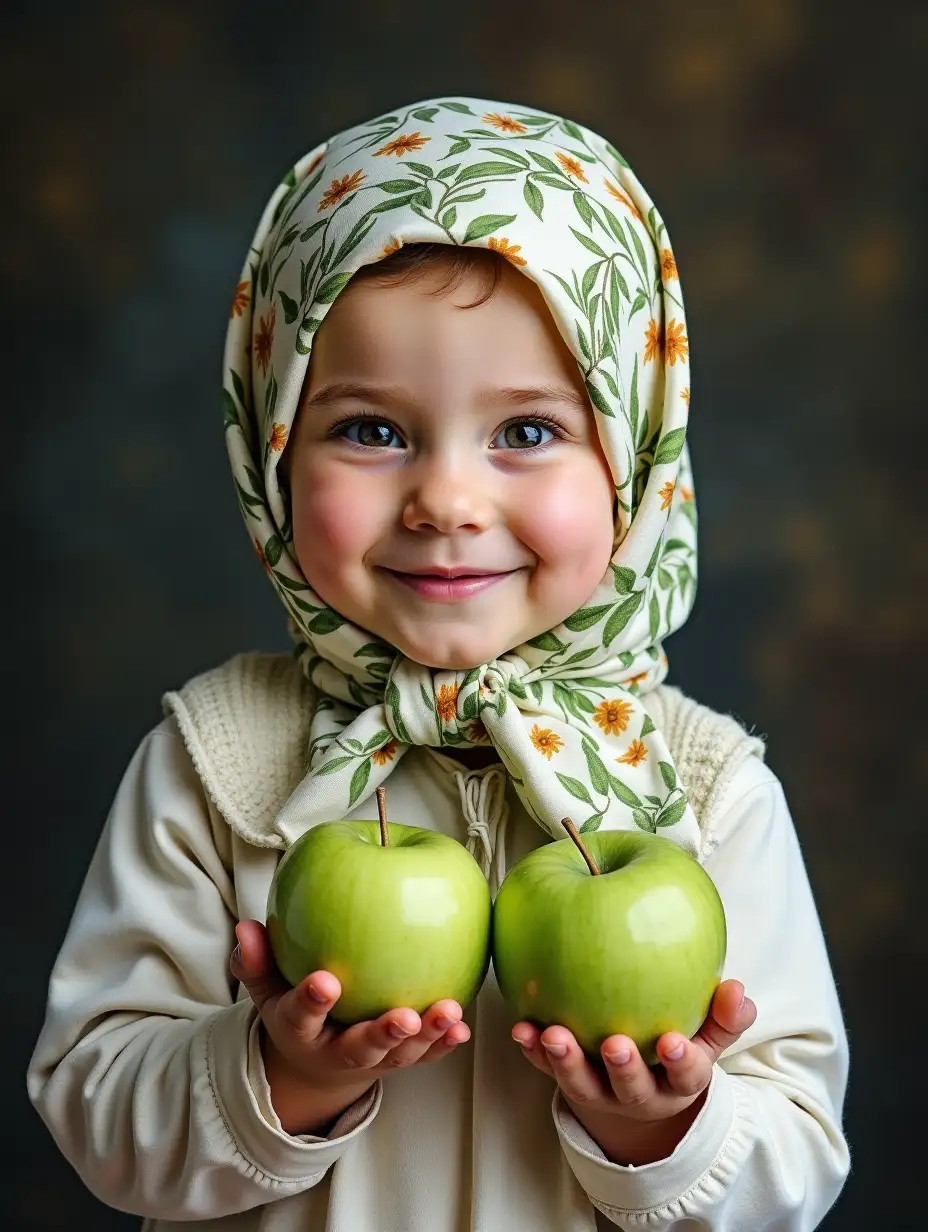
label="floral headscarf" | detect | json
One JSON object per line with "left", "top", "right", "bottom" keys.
{"left": 223, "top": 98, "right": 701, "bottom": 856}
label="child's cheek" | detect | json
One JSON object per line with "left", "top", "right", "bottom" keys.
{"left": 293, "top": 469, "right": 383, "bottom": 584}
{"left": 516, "top": 473, "right": 614, "bottom": 585}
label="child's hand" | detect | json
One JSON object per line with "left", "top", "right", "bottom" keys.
{"left": 512, "top": 979, "right": 756, "bottom": 1127}
{"left": 231, "top": 920, "right": 470, "bottom": 1134}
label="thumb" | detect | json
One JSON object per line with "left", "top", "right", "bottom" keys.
{"left": 230, "top": 919, "right": 290, "bottom": 1013}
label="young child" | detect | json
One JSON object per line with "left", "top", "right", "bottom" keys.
{"left": 28, "top": 97, "right": 850, "bottom": 1230}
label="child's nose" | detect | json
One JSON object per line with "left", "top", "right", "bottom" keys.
{"left": 401, "top": 461, "right": 495, "bottom": 534}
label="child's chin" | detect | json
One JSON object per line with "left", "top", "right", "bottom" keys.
{"left": 398, "top": 633, "right": 518, "bottom": 673}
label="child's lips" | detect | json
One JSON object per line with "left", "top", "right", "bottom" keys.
{"left": 383, "top": 568, "right": 516, "bottom": 603}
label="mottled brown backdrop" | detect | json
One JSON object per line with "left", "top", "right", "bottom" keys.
{"left": 5, "top": 0, "right": 926, "bottom": 1226}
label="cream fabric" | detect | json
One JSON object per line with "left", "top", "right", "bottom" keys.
{"left": 27, "top": 699, "right": 850, "bottom": 1230}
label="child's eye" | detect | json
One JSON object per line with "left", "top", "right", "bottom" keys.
{"left": 491, "top": 420, "right": 557, "bottom": 450}
{"left": 336, "top": 418, "right": 405, "bottom": 449}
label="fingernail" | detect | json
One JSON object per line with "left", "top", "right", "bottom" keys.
{"left": 739, "top": 991, "right": 746, "bottom": 1011}
{"left": 664, "top": 1041, "right": 686, "bottom": 1061}
{"left": 231, "top": 944, "right": 241, "bottom": 964}
{"left": 389, "top": 1023, "right": 414, "bottom": 1039}
{"left": 543, "top": 1042, "right": 567, "bottom": 1058}
{"left": 306, "top": 983, "right": 328, "bottom": 1004}
{"left": 604, "top": 1045, "right": 631, "bottom": 1065}
{"left": 435, "top": 1015, "right": 457, "bottom": 1031}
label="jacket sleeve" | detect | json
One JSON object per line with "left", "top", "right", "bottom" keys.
{"left": 553, "top": 757, "right": 850, "bottom": 1230}
{"left": 26, "top": 721, "right": 381, "bottom": 1222}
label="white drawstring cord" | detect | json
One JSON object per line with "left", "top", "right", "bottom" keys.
{"left": 455, "top": 766, "right": 509, "bottom": 892}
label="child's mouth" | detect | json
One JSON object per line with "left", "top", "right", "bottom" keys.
{"left": 383, "top": 569, "right": 515, "bottom": 603}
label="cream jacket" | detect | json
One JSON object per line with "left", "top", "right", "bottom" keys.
{"left": 28, "top": 653, "right": 850, "bottom": 1230}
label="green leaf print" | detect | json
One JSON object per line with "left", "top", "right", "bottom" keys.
{"left": 569, "top": 227, "right": 607, "bottom": 258}
{"left": 563, "top": 603, "right": 613, "bottom": 632}
{"left": 386, "top": 681, "right": 411, "bottom": 745}
{"left": 455, "top": 161, "right": 522, "bottom": 184}
{"left": 378, "top": 179, "right": 423, "bottom": 193}
{"left": 527, "top": 631, "right": 568, "bottom": 652}
{"left": 264, "top": 534, "right": 283, "bottom": 567}
{"left": 354, "top": 643, "right": 394, "bottom": 659}
{"left": 649, "top": 594, "right": 661, "bottom": 640}
{"left": 583, "top": 745, "right": 610, "bottom": 796}
{"left": 585, "top": 380, "right": 613, "bottom": 418}
{"left": 349, "top": 758, "right": 372, "bottom": 808}
{"left": 278, "top": 290, "right": 299, "bottom": 324}
{"left": 315, "top": 271, "right": 354, "bottom": 303}
{"left": 441, "top": 206, "right": 457, "bottom": 229}
{"left": 580, "top": 814, "right": 604, "bottom": 835}
{"left": 412, "top": 107, "right": 439, "bottom": 122}
{"left": 629, "top": 290, "right": 647, "bottom": 319}
{"left": 524, "top": 179, "right": 544, "bottom": 220}
{"left": 653, "top": 427, "right": 687, "bottom": 466}
{"left": 528, "top": 151, "right": 561, "bottom": 173}
{"left": 309, "top": 610, "right": 345, "bottom": 635}
{"left": 656, "top": 797, "right": 688, "bottom": 829}
{"left": 611, "top": 565, "right": 637, "bottom": 594}
{"left": 482, "top": 146, "right": 530, "bottom": 169}
{"left": 444, "top": 138, "right": 472, "bottom": 157}
{"left": 605, "top": 142, "right": 630, "bottom": 168}
{"left": 632, "top": 808, "right": 655, "bottom": 833}
{"left": 314, "top": 755, "right": 354, "bottom": 777}
{"left": 603, "top": 593, "right": 643, "bottom": 645}
{"left": 369, "top": 193, "right": 422, "bottom": 214}
{"left": 535, "top": 174, "right": 573, "bottom": 191}
{"left": 561, "top": 119, "right": 584, "bottom": 140}
{"left": 461, "top": 691, "right": 478, "bottom": 722}
{"left": 659, "top": 761, "right": 678, "bottom": 791}
{"left": 640, "top": 714, "right": 656, "bottom": 737}
{"left": 462, "top": 213, "right": 517, "bottom": 243}
{"left": 440, "top": 101, "right": 475, "bottom": 114}
{"left": 556, "top": 773, "right": 594, "bottom": 807}
{"left": 222, "top": 389, "right": 240, "bottom": 429}
{"left": 573, "top": 191, "right": 594, "bottom": 229}
{"left": 610, "top": 775, "right": 643, "bottom": 808}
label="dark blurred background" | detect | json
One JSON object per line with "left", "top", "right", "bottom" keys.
{"left": 4, "top": 0, "right": 926, "bottom": 1226}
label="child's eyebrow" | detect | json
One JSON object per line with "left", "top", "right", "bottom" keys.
{"left": 302, "top": 381, "right": 590, "bottom": 413}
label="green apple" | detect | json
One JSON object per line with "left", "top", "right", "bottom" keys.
{"left": 492, "top": 827, "right": 726, "bottom": 1066}
{"left": 267, "top": 815, "right": 492, "bottom": 1024}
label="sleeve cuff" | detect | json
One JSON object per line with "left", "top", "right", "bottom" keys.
{"left": 206, "top": 999, "right": 381, "bottom": 1184}
{"left": 554, "top": 1066, "right": 741, "bottom": 1217}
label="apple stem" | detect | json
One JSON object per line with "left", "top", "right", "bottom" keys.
{"left": 561, "top": 816, "right": 600, "bottom": 875}
{"left": 376, "top": 787, "right": 389, "bottom": 847}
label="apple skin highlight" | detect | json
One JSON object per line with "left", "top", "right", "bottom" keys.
{"left": 492, "top": 830, "right": 727, "bottom": 1067}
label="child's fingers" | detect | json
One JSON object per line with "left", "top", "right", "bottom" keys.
{"left": 416, "top": 1021, "right": 472, "bottom": 1065}
{"left": 383, "top": 1001, "right": 464, "bottom": 1066}
{"left": 656, "top": 1033, "right": 712, "bottom": 1098}
{"left": 276, "top": 971, "right": 342, "bottom": 1043}
{"left": 512, "top": 1022, "right": 555, "bottom": 1077}
{"left": 694, "top": 980, "right": 757, "bottom": 1064}
{"left": 538, "top": 1027, "right": 605, "bottom": 1105}
{"left": 601, "top": 1036, "right": 659, "bottom": 1109}
{"left": 333, "top": 1009, "right": 422, "bottom": 1070}
{"left": 230, "top": 920, "right": 290, "bottom": 1013}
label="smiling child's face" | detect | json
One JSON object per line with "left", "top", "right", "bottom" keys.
{"left": 285, "top": 251, "right": 616, "bottom": 671}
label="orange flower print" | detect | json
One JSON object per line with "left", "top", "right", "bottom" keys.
{"left": 253, "top": 304, "right": 276, "bottom": 377}
{"left": 659, "top": 480, "right": 675, "bottom": 511}
{"left": 230, "top": 280, "right": 250, "bottom": 319}
{"left": 627, "top": 672, "right": 649, "bottom": 688}
{"left": 557, "top": 152, "right": 588, "bottom": 183}
{"left": 604, "top": 180, "right": 643, "bottom": 222}
{"left": 304, "top": 151, "right": 325, "bottom": 178}
{"left": 254, "top": 537, "right": 270, "bottom": 575}
{"left": 617, "top": 738, "right": 648, "bottom": 767}
{"left": 317, "top": 169, "right": 366, "bottom": 212}
{"left": 466, "top": 720, "right": 489, "bottom": 745}
{"left": 643, "top": 317, "right": 663, "bottom": 364}
{"left": 487, "top": 236, "right": 527, "bottom": 266}
{"left": 382, "top": 238, "right": 403, "bottom": 257}
{"left": 660, "top": 249, "right": 678, "bottom": 281}
{"left": 374, "top": 132, "right": 431, "bottom": 157}
{"left": 372, "top": 741, "right": 398, "bottom": 766}
{"left": 269, "top": 422, "right": 289, "bottom": 452}
{"left": 681, "top": 486, "right": 694, "bottom": 502}
{"left": 435, "top": 683, "right": 460, "bottom": 724}
{"left": 594, "top": 698, "right": 634, "bottom": 737}
{"left": 664, "top": 319, "right": 689, "bottom": 367}
{"left": 531, "top": 724, "right": 564, "bottom": 760}
{"left": 681, "top": 386, "right": 691, "bottom": 408}
{"left": 483, "top": 112, "right": 528, "bottom": 134}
